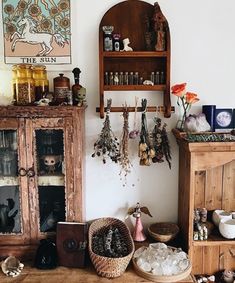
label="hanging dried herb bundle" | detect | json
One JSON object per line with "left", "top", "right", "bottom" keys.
{"left": 129, "top": 97, "right": 139, "bottom": 139}
{"left": 92, "top": 99, "right": 120, "bottom": 164}
{"left": 119, "top": 105, "right": 131, "bottom": 180}
{"left": 139, "top": 99, "right": 155, "bottom": 166}
{"left": 152, "top": 116, "right": 171, "bottom": 168}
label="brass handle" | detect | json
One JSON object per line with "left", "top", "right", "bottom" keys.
{"left": 27, "top": 168, "right": 35, "bottom": 177}
{"left": 18, "top": 168, "right": 27, "bottom": 177}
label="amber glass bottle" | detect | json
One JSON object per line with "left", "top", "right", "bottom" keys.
{"left": 72, "top": 68, "right": 82, "bottom": 106}
{"left": 13, "top": 64, "right": 35, "bottom": 105}
{"left": 32, "top": 65, "right": 49, "bottom": 101}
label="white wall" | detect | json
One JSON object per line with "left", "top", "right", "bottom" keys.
{"left": 1, "top": 0, "right": 235, "bottom": 229}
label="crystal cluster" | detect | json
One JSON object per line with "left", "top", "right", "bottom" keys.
{"left": 92, "top": 226, "right": 128, "bottom": 258}
{"left": 134, "top": 243, "right": 190, "bottom": 276}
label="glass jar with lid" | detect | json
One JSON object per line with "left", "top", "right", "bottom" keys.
{"left": 12, "top": 64, "right": 35, "bottom": 105}
{"left": 32, "top": 65, "right": 49, "bottom": 101}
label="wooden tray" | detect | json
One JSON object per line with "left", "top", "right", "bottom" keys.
{"left": 132, "top": 247, "right": 192, "bottom": 282}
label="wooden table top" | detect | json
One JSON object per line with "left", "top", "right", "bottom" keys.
{"left": 0, "top": 263, "right": 196, "bottom": 283}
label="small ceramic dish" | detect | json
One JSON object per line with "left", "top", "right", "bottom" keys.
{"left": 212, "top": 210, "right": 232, "bottom": 227}
{"left": 219, "top": 218, "right": 235, "bottom": 239}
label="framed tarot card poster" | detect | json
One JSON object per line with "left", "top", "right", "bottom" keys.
{"left": 2, "top": 0, "right": 71, "bottom": 65}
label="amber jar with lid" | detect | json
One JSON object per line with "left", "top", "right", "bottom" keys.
{"left": 12, "top": 64, "right": 35, "bottom": 105}
{"left": 53, "top": 73, "right": 70, "bottom": 104}
{"left": 32, "top": 65, "right": 49, "bottom": 101}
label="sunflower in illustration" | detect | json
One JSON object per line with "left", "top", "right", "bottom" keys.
{"left": 59, "top": 17, "right": 70, "bottom": 29}
{"left": 28, "top": 4, "right": 42, "bottom": 17}
{"left": 40, "top": 18, "right": 52, "bottom": 32}
{"left": 6, "top": 23, "right": 16, "bottom": 35}
{"left": 50, "top": 6, "right": 59, "bottom": 18}
{"left": 58, "top": 0, "right": 70, "bottom": 12}
{"left": 4, "top": 4, "right": 14, "bottom": 15}
{"left": 17, "top": 0, "right": 28, "bottom": 11}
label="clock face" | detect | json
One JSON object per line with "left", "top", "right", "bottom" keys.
{"left": 215, "top": 111, "right": 232, "bottom": 127}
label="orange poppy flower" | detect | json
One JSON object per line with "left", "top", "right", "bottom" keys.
{"left": 185, "top": 92, "right": 199, "bottom": 104}
{"left": 171, "top": 83, "right": 187, "bottom": 97}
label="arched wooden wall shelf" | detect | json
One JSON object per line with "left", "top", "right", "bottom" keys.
{"left": 96, "top": 0, "right": 173, "bottom": 118}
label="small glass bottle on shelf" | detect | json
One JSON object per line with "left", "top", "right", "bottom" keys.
{"left": 155, "top": 71, "right": 160, "bottom": 85}
{"left": 139, "top": 77, "right": 144, "bottom": 85}
{"left": 150, "top": 72, "right": 155, "bottom": 84}
{"left": 133, "top": 72, "right": 139, "bottom": 85}
{"left": 104, "top": 72, "right": 109, "bottom": 85}
{"left": 109, "top": 72, "right": 114, "bottom": 85}
{"left": 129, "top": 72, "right": 134, "bottom": 85}
{"left": 124, "top": 72, "right": 129, "bottom": 85}
{"left": 160, "top": 71, "right": 165, "bottom": 84}
{"left": 114, "top": 72, "right": 119, "bottom": 85}
{"left": 119, "top": 72, "right": 124, "bottom": 85}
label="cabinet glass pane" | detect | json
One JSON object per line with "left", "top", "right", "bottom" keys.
{"left": 0, "top": 186, "right": 21, "bottom": 234}
{"left": 35, "top": 129, "right": 64, "bottom": 177}
{"left": 0, "top": 130, "right": 18, "bottom": 177}
{"left": 39, "top": 186, "right": 65, "bottom": 232}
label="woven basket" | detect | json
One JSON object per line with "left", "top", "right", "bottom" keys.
{"left": 88, "top": 217, "right": 134, "bottom": 278}
{"left": 148, "top": 222, "right": 180, "bottom": 243}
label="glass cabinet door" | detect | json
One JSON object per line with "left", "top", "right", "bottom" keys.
{"left": 0, "top": 130, "right": 21, "bottom": 234}
{"left": 35, "top": 129, "right": 66, "bottom": 233}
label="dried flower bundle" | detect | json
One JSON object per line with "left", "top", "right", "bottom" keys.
{"left": 92, "top": 99, "right": 120, "bottom": 164}
{"left": 152, "top": 116, "right": 171, "bottom": 168}
{"left": 119, "top": 105, "right": 131, "bottom": 180}
{"left": 139, "top": 99, "right": 156, "bottom": 166}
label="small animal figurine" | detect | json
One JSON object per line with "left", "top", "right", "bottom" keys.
{"left": 41, "top": 155, "right": 62, "bottom": 174}
{"left": 127, "top": 202, "right": 152, "bottom": 242}
{"left": 121, "top": 38, "right": 133, "bottom": 51}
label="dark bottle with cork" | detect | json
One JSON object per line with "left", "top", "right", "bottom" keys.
{"left": 72, "top": 68, "right": 86, "bottom": 106}
{"left": 53, "top": 73, "right": 70, "bottom": 105}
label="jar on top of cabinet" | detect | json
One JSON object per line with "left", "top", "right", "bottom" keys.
{"left": 53, "top": 73, "right": 70, "bottom": 105}
{"left": 32, "top": 65, "right": 49, "bottom": 101}
{"left": 12, "top": 64, "right": 35, "bottom": 105}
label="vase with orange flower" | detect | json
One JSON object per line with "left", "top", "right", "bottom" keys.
{"left": 171, "top": 83, "right": 200, "bottom": 131}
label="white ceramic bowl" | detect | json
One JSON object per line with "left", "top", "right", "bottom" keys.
{"left": 219, "top": 218, "right": 235, "bottom": 239}
{"left": 212, "top": 210, "right": 232, "bottom": 227}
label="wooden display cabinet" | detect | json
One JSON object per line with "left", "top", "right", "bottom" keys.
{"left": 0, "top": 106, "right": 85, "bottom": 260}
{"left": 97, "top": 0, "right": 173, "bottom": 118}
{"left": 173, "top": 130, "right": 235, "bottom": 275}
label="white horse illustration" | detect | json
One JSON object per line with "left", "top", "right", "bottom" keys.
{"left": 10, "top": 17, "right": 67, "bottom": 56}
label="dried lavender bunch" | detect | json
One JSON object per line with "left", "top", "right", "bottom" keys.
{"left": 139, "top": 99, "right": 155, "bottom": 166}
{"left": 92, "top": 99, "right": 120, "bottom": 164}
{"left": 119, "top": 106, "right": 131, "bottom": 181}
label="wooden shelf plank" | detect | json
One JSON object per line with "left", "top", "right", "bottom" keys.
{"left": 96, "top": 106, "right": 175, "bottom": 113}
{"left": 0, "top": 176, "right": 18, "bottom": 186}
{"left": 38, "top": 175, "right": 65, "bottom": 186}
{"left": 102, "top": 51, "right": 168, "bottom": 57}
{"left": 104, "top": 85, "right": 166, "bottom": 91}
{"left": 193, "top": 239, "right": 235, "bottom": 246}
